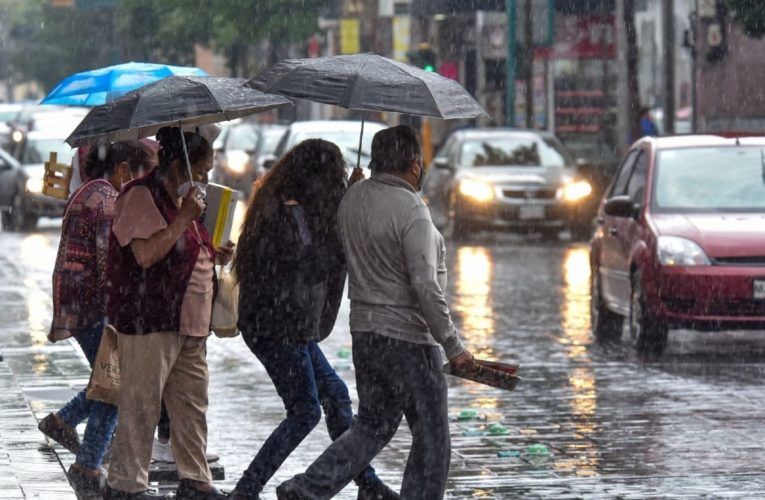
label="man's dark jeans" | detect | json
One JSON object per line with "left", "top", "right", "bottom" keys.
{"left": 284, "top": 332, "right": 451, "bottom": 500}
{"left": 235, "top": 336, "right": 380, "bottom": 496}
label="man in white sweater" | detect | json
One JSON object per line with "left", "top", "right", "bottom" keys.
{"left": 277, "top": 125, "right": 474, "bottom": 500}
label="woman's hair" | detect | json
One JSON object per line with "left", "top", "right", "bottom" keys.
{"left": 155, "top": 126, "right": 213, "bottom": 173}
{"left": 233, "top": 139, "right": 348, "bottom": 282}
{"left": 84, "top": 140, "right": 156, "bottom": 180}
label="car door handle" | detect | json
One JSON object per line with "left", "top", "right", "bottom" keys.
{"left": 608, "top": 227, "right": 618, "bottom": 236}
{"left": 596, "top": 217, "right": 605, "bottom": 224}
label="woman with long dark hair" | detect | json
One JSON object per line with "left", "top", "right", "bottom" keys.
{"left": 231, "top": 139, "right": 398, "bottom": 500}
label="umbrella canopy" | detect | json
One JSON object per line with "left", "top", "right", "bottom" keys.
{"left": 246, "top": 53, "right": 488, "bottom": 120}
{"left": 66, "top": 76, "right": 291, "bottom": 147}
{"left": 42, "top": 62, "right": 209, "bottom": 106}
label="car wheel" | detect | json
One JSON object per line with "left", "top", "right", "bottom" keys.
{"left": 591, "top": 268, "right": 623, "bottom": 341}
{"left": 569, "top": 220, "right": 593, "bottom": 241}
{"left": 451, "top": 210, "right": 475, "bottom": 240}
{"left": 630, "top": 272, "right": 668, "bottom": 355}
{"left": 8, "top": 193, "right": 37, "bottom": 231}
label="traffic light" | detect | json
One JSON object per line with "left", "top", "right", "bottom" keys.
{"left": 407, "top": 46, "right": 437, "bottom": 72}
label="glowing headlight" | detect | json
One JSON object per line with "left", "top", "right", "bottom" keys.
{"left": 12, "top": 130, "right": 23, "bottom": 143}
{"left": 226, "top": 151, "right": 249, "bottom": 174}
{"left": 26, "top": 177, "right": 44, "bottom": 194}
{"left": 458, "top": 179, "right": 494, "bottom": 202}
{"left": 561, "top": 180, "right": 593, "bottom": 202}
{"left": 657, "top": 236, "right": 711, "bottom": 266}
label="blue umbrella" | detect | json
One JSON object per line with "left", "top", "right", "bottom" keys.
{"left": 41, "top": 61, "right": 208, "bottom": 106}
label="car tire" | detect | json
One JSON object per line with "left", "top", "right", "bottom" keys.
{"left": 6, "top": 193, "right": 37, "bottom": 231}
{"left": 630, "top": 272, "right": 668, "bottom": 356}
{"left": 451, "top": 210, "right": 475, "bottom": 240}
{"left": 569, "top": 220, "right": 593, "bottom": 241}
{"left": 591, "top": 268, "right": 623, "bottom": 341}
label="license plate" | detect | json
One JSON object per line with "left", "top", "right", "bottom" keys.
{"left": 519, "top": 204, "right": 545, "bottom": 220}
{"left": 754, "top": 279, "right": 765, "bottom": 299}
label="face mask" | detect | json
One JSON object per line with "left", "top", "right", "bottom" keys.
{"left": 177, "top": 180, "right": 208, "bottom": 199}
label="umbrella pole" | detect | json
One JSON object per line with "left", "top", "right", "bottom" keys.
{"left": 355, "top": 114, "right": 365, "bottom": 171}
{"left": 178, "top": 126, "right": 195, "bottom": 187}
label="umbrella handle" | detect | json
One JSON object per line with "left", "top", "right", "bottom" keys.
{"left": 355, "top": 114, "right": 364, "bottom": 172}
{"left": 179, "top": 125, "right": 195, "bottom": 188}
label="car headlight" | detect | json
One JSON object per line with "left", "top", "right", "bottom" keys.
{"left": 657, "top": 236, "right": 711, "bottom": 266}
{"left": 225, "top": 151, "right": 249, "bottom": 174}
{"left": 458, "top": 179, "right": 494, "bottom": 202}
{"left": 560, "top": 180, "right": 593, "bottom": 202}
{"left": 25, "top": 177, "right": 44, "bottom": 194}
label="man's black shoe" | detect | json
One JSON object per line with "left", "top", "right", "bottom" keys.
{"left": 357, "top": 480, "right": 400, "bottom": 500}
{"left": 175, "top": 479, "right": 228, "bottom": 500}
{"left": 103, "top": 485, "right": 166, "bottom": 499}
{"left": 275, "top": 481, "right": 305, "bottom": 500}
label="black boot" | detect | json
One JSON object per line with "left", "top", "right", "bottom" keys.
{"left": 175, "top": 479, "right": 228, "bottom": 500}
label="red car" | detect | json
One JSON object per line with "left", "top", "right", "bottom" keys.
{"left": 590, "top": 135, "right": 765, "bottom": 354}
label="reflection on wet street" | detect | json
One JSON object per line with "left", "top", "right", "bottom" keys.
{"left": 3, "top": 224, "right": 765, "bottom": 498}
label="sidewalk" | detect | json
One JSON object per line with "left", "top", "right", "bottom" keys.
{"left": 0, "top": 355, "right": 75, "bottom": 499}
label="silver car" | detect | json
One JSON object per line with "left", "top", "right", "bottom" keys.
{"left": 421, "top": 128, "right": 594, "bottom": 239}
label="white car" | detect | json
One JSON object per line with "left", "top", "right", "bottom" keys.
{"left": 0, "top": 131, "right": 75, "bottom": 230}
{"left": 270, "top": 120, "right": 387, "bottom": 176}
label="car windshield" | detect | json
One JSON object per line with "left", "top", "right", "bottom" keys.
{"left": 22, "top": 138, "right": 75, "bottom": 165}
{"left": 653, "top": 147, "right": 765, "bottom": 212}
{"left": 259, "top": 129, "right": 285, "bottom": 154}
{"left": 291, "top": 130, "right": 377, "bottom": 162}
{"left": 226, "top": 125, "right": 259, "bottom": 151}
{"left": 0, "top": 110, "right": 19, "bottom": 123}
{"left": 459, "top": 137, "right": 571, "bottom": 167}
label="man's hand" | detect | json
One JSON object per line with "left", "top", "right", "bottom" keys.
{"left": 449, "top": 350, "right": 475, "bottom": 371}
{"left": 216, "top": 240, "right": 235, "bottom": 266}
{"left": 349, "top": 167, "right": 365, "bottom": 186}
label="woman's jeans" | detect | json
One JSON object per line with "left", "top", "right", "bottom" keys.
{"left": 57, "top": 321, "right": 118, "bottom": 469}
{"left": 235, "top": 336, "right": 380, "bottom": 496}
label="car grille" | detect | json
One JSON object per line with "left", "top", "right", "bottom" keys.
{"left": 666, "top": 297, "right": 765, "bottom": 316}
{"left": 501, "top": 188, "right": 557, "bottom": 200}
{"left": 665, "top": 298, "right": 696, "bottom": 313}
{"left": 713, "top": 256, "right": 765, "bottom": 267}
{"left": 708, "top": 299, "right": 765, "bottom": 316}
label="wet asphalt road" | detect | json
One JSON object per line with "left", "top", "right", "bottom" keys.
{"left": 3, "top": 218, "right": 765, "bottom": 499}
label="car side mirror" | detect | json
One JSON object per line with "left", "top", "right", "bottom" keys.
{"left": 262, "top": 155, "right": 277, "bottom": 170}
{"left": 433, "top": 157, "right": 450, "bottom": 170}
{"left": 604, "top": 195, "right": 639, "bottom": 219}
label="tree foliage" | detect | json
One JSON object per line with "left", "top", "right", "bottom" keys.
{"left": 728, "top": 0, "right": 765, "bottom": 39}
{"left": 1, "top": 0, "right": 327, "bottom": 90}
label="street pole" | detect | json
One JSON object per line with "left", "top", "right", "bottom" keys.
{"left": 505, "top": 0, "right": 517, "bottom": 127}
{"left": 691, "top": 1, "right": 699, "bottom": 133}
{"left": 524, "top": 0, "right": 533, "bottom": 128}
{"left": 616, "top": 0, "right": 630, "bottom": 155}
{"left": 664, "top": 0, "right": 676, "bottom": 135}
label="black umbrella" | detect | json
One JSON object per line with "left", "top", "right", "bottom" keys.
{"left": 246, "top": 53, "right": 488, "bottom": 168}
{"left": 66, "top": 76, "right": 292, "bottom": 183}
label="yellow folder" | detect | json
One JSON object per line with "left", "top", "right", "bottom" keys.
{"left": 202, "top": 183, "right": 237, "bottom": 248}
